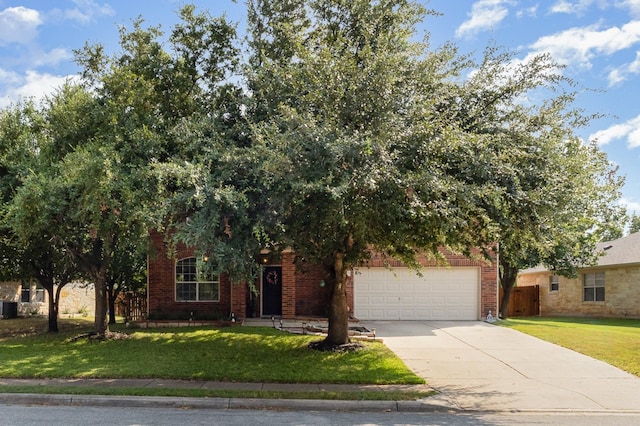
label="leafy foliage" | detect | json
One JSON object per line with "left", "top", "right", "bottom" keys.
{"left": 629, "top": 214, "right": 640, "bottom": 235}
{"left": 0, "top": 2, "right": 624, "bottom": 338}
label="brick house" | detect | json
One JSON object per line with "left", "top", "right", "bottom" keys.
{"left": 147, "top": 231, "right": 498, "bottom": 321}
{"left": 517, "top": 231, "right": 640, "bottom": 318}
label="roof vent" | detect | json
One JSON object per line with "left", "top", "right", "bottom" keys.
{"left": 603, "top": 245, "right": 613, "bottom": 251}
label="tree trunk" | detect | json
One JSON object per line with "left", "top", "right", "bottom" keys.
{"left": 94, "top": 273, "right": 109, "bottom": 336}
{"left": 46, "top": 285, "right": 59, "bottom": 333}
{"left": 107, "top": 284, "right": 117, "bottom": 325}
{"left": 324, "top": 252, "right": 350, "bottom": 346}
{"left": 499, "top": 262, "right": 519, "bottom": 320}
{"left": 38, "top": 276, "right": 60, "bottom": 334}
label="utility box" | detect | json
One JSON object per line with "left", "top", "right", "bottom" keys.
{"left": 0, "top": 301, "right": 18, "bottom": 319}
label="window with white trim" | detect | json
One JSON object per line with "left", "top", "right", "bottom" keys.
{"left": 549, "top": 275, "right": 559, "bottom": 292}
{"left": 583, "top": 272, "right": 604, "bottom": 302}
{"left": 175, "top": 257, "right": 219, "bottom": 302}
{"left": 21, "top": 284, "right": 45, "bottom": 303}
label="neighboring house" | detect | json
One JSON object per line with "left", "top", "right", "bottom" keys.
{"left": 518, "top": 231, "right": 640, "bottom": 318}
{"left": 0, "top": 281, "right": 95, "bottom": 317}
{"left": 147, "top": 231, "right": 498, "bottom": 321}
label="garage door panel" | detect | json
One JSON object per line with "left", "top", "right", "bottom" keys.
{"left": 355, "top": 267, "right": 479, "bottom": 320}
{"left": 431, "top": 309, "right": 446, "bottom": 318}
{"left": 369, "top": 283, "right": 385, "bottom": 291}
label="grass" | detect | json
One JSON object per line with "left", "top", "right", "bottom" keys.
{"left": 500, "top": 317, "right": 640, "bottom": 377}
{"left": 0, "top": 316, "right": 93, "bottom": 338}
{"left": 0, "top": 385, "right": 431, "bottom": 401}
{"left": 0, "top": 317, "right": 431, "bottom": 400}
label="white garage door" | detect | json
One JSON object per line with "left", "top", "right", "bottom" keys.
{"left": 354, "top": 267, "right": 479, "bottom": 320}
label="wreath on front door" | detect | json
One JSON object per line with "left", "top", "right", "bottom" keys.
{"left": 266, "top": 270, "right": 279, "bottom": 286}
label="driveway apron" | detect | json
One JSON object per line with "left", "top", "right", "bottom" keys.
{"left": 364, "top": 320, "right": 640, "bottom": 412}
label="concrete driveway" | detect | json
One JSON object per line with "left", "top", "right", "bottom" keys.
{"left": 363, "top": 320, "right": 640, "bottom": 412}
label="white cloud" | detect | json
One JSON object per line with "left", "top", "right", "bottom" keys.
{"left": 607, "top": 67, "right": 626, "bottom": 85}
{"left": 456, "top": 0, "right": 514, "bottom": 38}
{"left": 549, "top": 0, "right": 596, "bottom": 15}
{"left": 0, "top": 70, "right": 75, "bottom": 108}
{"left": 550, "top": 0, "right": 578, "bottom": 14}
{"left": 58, "top": 0, "right": 115, "bottom": 25}
{"left": 516, "top": 5, "right": 539, "bottom": 18}
{"left": 33, "top": 48, "right": 72, "bottom": 67}
{"left": 0, "top": 6, "right": 42, "bottom": 46}
{"left": 616, "top": 0, "right": 640, "bottom": 17}
{"left": 529, "top": 21, "right": 640, "bottom": 68}
{"left": 589, "top": 114, "right": 640, "bottom": 148}
{"left": 620, "top": 197, "right": 640, "bottom": 214}
{"left": 0, "top": 67, "right": 21, "bottom": 86}
{"left": 607, "top": 51, "right": 640, "bottom": 85}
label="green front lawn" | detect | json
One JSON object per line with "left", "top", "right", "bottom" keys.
{"left": 0, "top": 318, "right": 424, "bottom": 386}
{"left": 500, "top": 317, "right": 640, "bottom": 377}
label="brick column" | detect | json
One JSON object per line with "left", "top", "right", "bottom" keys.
{"left": 230, "top": 282, "right": 247, "bottom": 320}
{"left": 281, "top": 251, "right": 296, "bottom": 319}
{"left": 480, "top": 263, "right": 499, "bottom": 319}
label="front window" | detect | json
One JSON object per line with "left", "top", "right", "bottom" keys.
{"left": 34, "top": 285, "right": 45, "bottom": 303}
{"left": 549, "top": 275, "right": 559, "bottom": 292}
{"left": 175, "top": 257, "right": 219, "bottom": 302}
{"left": 21, "top": 286, "right": 30, "bottom": 303}
{"left": 583, "top": 272, "right": 604, "bottom": 302}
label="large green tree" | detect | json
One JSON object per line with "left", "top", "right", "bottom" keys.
{"left": 2, "top": 1, "right": 623, "bottom": 343}
{"left": 2, "top": 6, "right": 240, "bottom": 336}
{"left": 68, "top": 6, "right": 238, "bottom": 336}
{"left": 239, "top": 0, "right": 623, "bottom": 335}
{"left": 442, "top": 48, "right": 625, "bottom": 318}
{"left": 235, "top": 0, "right": 502, "bottom": 346}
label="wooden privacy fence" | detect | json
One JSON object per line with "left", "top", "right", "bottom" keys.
{"left": 499, "top": 285, "right": 539, "bottom": 317}
{"left": 116, "top": 292, "right": 147, "bottom": 322}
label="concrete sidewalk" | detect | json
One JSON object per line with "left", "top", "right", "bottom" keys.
{"left": 364, "top": 320, "right": 640, "bottom": 413}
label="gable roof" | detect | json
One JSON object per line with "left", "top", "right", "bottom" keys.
{"left": 595, "top": 231, "right": 640, "bottom": 267}
{"left": 519, "top": 231, "right": 640, "bottom": 275}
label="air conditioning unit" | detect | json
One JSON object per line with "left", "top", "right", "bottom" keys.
{"left": 0, "top": 301, "right": 18, "bottom": 319}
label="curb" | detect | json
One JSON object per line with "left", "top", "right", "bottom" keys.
{"left": 5, "top": 393, "right": 640, "bottom": 414}
{"left": 0, "top": 393, "right": 452, "bottom": 413}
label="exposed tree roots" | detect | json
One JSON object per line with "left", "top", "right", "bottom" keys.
{"left": 308, "top": 340, "right": 364, "bottom": 352}
{"left": 68, "top": 331, "right": 131, "bottom": 342}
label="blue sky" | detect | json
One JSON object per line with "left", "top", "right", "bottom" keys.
{"left": 0, "top": 0, "right": 638, "bottom": 214}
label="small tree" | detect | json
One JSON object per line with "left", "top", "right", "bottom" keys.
{"left": 629, "top": 214, "right": 640, "bottom": 235}
{"left": 106, "top": 235, "right": 147, "bottom": 324}
{"left": 17, "top": 237, "right": 79, "bottom": 332}
{"left": 0, "top": 101, "right": 82, "bottom": 332}
{"left": 4, "top": 79, "right": 156, "bottom": 336}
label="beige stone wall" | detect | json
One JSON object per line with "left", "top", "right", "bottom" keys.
{"left": 0, "top": 281, "right": 95, "bottom": 317}
{"left": 0, "top": 282, "right": 20, "bottom": 302}
{"left": 58, "top": 283, "right": 95, "bottom": 317}
{"left": 517, "top": 265, "right": 640, "bottom": 318}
